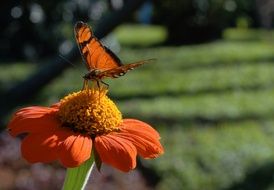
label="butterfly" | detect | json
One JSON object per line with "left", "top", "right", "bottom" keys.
{"left": 74, "top": 21, "right": 153, "bottom": 86}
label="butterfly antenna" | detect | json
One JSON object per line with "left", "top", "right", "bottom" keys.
{"left": 58, "top": 54, "right": 79, "bottom": 70}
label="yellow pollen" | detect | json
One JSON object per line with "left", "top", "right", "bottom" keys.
{"left": 58, "top": 89, "right": 122, "bottom": 137}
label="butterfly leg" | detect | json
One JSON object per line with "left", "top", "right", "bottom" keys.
{"left": 94, "top": 80, "right": 109, "bottom": 90}
{"left": 94, "top": 80, "right": 103, "bottom": 102}
{"left": 100, "top": 80, "right": 109, "bottom": 89}
{"left": 96, "top": 80, "right": 101, "bottom": 89}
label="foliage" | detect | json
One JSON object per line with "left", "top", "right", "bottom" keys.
{"left": 0, "top": 0, "right": 105, "bottom": 59}
{"left": 153, "top": 0, "right": 258, "bottom": 44}
{"left": 0, "top": 1, "right": 68, "bottom": 59}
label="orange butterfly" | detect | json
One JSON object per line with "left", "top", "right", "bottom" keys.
{"left": 74, "top": 21, "right": 153, "bottom": 86}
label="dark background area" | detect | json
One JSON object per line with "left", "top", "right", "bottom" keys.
{"left": 1, "top": 0, "right": 272, "bottom": 59}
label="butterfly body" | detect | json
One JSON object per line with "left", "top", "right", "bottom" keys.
{"left": 74, "top": 21, "right": 153, "bottom": 83}
{"left": 83, "top": 69, "right": 101, "bottom": 80}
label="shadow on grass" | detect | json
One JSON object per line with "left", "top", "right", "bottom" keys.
{"left": 222, "top": 162, "right": 274, "bottom": 190}
{"left": 137, "top": 158, "right": 161, "bottom": 188}
{"left": 112, "top": 83, "right": 274, "bottom": 101}
{"left": 164, "top": 56, "right": 274, "bottom": 71}
{"left": 132, "top": 114, "right": 274, "bottom": 128}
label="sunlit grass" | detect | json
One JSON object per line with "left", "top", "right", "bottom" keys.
{"left": 0, "top": 62, "right": 36, "bottom": 91}
{"left": 223, "top": 28, "right": 274, "bottom": 41}
{"left": 114, "top": 24, "right": 167, "bottom": 47}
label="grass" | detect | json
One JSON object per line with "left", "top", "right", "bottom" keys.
{"left": 1, "top": 26, "right": 274, "bottom": 190}
{"left": 114, "top": 24, "right": 167, "bottom": 47}
{"left": 0, "top": 63, "right": 36, "bottom": 91}
{"left": 118, "top": 89, "right": 274, "bottom": 121}
{"left": 223, "top": 28, "right": 274, "bottom": 41}
{"left": 152, "top": 121, "right": 274, "bottom": 190}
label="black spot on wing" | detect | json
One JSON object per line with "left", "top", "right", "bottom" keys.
{"left": 104, "top": 46, "right": 123, "bottom": 66}
{"left": 74, "top": 21, "right": 87, "bottom": 39}
{"left": 79, "top": 36, "right": 92, "bottom": 47}
{"left": 75, "top": 21, "right": 85, "bottom": 30}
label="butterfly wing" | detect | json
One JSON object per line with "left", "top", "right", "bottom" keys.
{"left": 74, "top": 21, "right": 122, "bottom": 71}
{"left": 97, "top": 59, "right": 154, "bottom": 79}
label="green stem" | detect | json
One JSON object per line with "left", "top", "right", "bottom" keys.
{"left": 62, "top": 156, "right": 94, "bottom": 190}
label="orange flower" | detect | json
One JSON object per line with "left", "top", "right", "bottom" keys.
{"left": 8, "top": 88, "right": 164, "bottom": 172}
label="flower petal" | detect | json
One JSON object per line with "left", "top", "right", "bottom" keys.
{"left": 21, "top": 131, "right": 61, "bottom": 163}
{"left": 8, "top": 106, "right": 60, "bottom": 137}
{"left": 95, "top": 134, "right": 137, "bottom": 172}
{"left": 118, "top": 119, "right": 164, "bottom": 158}
{"left": 50, "top": 102, "right": 60, "bottom": 109}
{"left": 59, "top": 133, "right": 92, "bottom": 168}
{"left": 122, "top": 119, "right": 161, "bottom": 139}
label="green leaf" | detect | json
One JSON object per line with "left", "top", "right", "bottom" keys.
{"left": 93, "top": 147, "right": 102, "bottom": 172}
{"left": 62, "top": 155, "right": 94, "bottom": 190}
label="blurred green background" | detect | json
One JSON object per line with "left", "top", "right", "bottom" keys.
{"left": 0, "top": 0, "right": 274, "bottom": 190}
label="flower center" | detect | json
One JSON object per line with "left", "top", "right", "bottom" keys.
{"left": 58, "top": 89, "right": 122, "bottom": 137}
